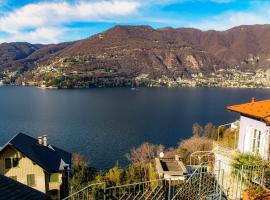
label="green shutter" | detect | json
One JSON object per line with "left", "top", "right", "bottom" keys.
{"left": 27, "top": 174, "right": 35, "bottom": 186}
{"left": 50, "top": 173, "right": 59, "bottom": 182}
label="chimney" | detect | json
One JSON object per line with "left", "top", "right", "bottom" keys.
{"left": 43, "top": 135, "right": 48, "bottom": 146}
{"left": 38, "top": 136, "right": 42, "bottom": 145}
{"left": 251, "top": 97, "right": 256, "bottom": 103}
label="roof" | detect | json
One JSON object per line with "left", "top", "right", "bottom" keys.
{"left": 0, "top": 133, "right": 71, "bottom": 173}
{"left": 227, "top": 99, "right": 270, "bottom": 124}
{"left": 0, "top": 174, "right": 50, "bottom": 200}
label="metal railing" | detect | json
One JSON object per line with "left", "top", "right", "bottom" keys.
{"left": 171, "top": 160, "right": 224, "bottom": 200}
{"left": 215, "top": 160, "right": 265, "bottom": 200}
{"left": 63, "top": 153, "right": 267, "bottom": 200}
{"left": 62, "top": 182, "right": 105, "bottom": 200}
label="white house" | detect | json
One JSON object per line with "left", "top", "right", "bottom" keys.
{"left": 227, "top": 98, "right": 270, "bottom": 160}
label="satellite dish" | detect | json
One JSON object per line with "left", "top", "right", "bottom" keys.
{"left": 159, "top": 152, "right": 164, "bottom": 158}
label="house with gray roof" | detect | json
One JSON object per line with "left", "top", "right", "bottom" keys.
{"left": 0, "top": 133, "right": 71, "bottom": 200}
{"left": 0, "top": 174, "right": 50, "bottom": 200}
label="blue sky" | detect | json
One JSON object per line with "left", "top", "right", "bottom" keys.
{"left": 0, "top": 0, "right": 269, "bottom": 44}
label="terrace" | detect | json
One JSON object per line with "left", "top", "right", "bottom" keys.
{"left": 155, "top": 155, "right": 187, "bottom": 181}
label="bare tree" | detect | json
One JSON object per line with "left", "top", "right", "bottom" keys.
{"left": 126, "top": 143, "right": 164, "bottom": 164}
{"left": 178, "top": 136, "right": 213, "bottom": 163}
{"left": 192, "top": 123, "right": 203, "bottom": 136}
{"left": 204, "top": 122, "right": 216, "bottom": 138}
{"left": 72, "top": 152, "right": 88, "bottom": 168}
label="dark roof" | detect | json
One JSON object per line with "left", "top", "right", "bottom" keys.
{"left": 0, "top": 174, "right": 50, "bottom": 200}
{"left": 0, "top": 133, "right": 71, "bottom": 173}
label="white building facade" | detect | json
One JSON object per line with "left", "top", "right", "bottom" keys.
{"left": 227, "top": 98, "right": 270, "bottom": 161}
{"left": 238, "top": 115, "right": 270, "bottom": 160}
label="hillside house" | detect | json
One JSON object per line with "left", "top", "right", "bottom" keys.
{"left": 227, "top": 98, "right": 270, "bottom": 160}
{"left": 0, "top": 174, "right": 50, "bottom": 200}
{"left": 0, "top": 133, "right": 71, "bottom": 199}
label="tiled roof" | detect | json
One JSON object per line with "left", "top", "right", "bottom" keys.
{"left": 227, "top": 99, "right": 270, "bottom": 123}
{"left": 0, "top": 133, "right": 71, "bottom": 173}
{"left": 0, "top": 174, "right": 50, "bottom": 200}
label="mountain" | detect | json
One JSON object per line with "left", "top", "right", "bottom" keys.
{"left": 2, "top": 24, "right": 270, "bottom": 88}
{"left": 0, "top": 42, "right": 72, "bottom": 73}
{"left": 0, "top": 42, "right": 41, "bottom": 70}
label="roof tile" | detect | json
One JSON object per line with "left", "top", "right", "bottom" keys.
{"left": 227, "top": 99, "right": 270, "bottom": 123}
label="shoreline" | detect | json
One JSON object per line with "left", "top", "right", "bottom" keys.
{"left": 1, "top": 83, "right": 270, "bottom": 90}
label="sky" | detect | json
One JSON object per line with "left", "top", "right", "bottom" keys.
{"left": 0, "top": 0, "right": 269, "bottom": 44}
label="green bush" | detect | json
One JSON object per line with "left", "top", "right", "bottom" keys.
{"left": 231, "top": 153, "right": 264, "bottom": 170}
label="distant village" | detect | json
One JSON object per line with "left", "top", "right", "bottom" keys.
{"left": 1, "top": 67, "right": 270, "bottom": 89}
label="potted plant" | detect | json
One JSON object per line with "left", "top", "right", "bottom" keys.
{"left": 242, "top": 186, "right": 270, "bottom": 200}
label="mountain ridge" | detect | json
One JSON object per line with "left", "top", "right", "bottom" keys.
{"left": 1, "top": 24, "right": 270, "bottom": 87}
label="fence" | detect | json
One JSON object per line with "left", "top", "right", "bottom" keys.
{"left": 63, "top": 157, "right": 266, "bottom": 200}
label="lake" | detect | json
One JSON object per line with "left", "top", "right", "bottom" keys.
{"left": 0, "top": 86, "right": 269, "bottom": 169}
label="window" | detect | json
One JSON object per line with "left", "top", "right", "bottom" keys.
{"left": 5, "top": 158, "right": 12, "bottom": 169}
{"left": 251, "top": 129, "right": 262, "bottom": 154}
{"left": 10, "top": 176, "right": 17, "bottom": 181}
{"left": 27, "top": 174, "right": 35, "bottom": 187}
{"left": 4, "top": 157, "right": 19, "bottom": 169}
{"left": 50, "top": 173, "right": 59, "bottom": 182}
{"left": 12, "top": 158, "right": 19, "bottom": 167}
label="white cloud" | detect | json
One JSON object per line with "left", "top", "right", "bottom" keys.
{"left": 0, "top": 0, "right": 270, "bottom": 43}
{"left": 0, "top": 27, "right": 64, "bottom": 44}
{"left": 0, "top": 0, "right": 140, "bottom": 43}
{"left": 189, "top": 4, "right": 270, "bottom": 31}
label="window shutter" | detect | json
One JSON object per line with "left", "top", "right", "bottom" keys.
{"left": 5, "top": 158, "right": 12, "bottom": 169}
{"left": 50, "top": 173, "right": 59, "bottom": 182}
{"left": 27, "top": 174, "right": 35, "bottom": 186}
{"left": 12, "top": 158, "right": 19, "bottom": 167}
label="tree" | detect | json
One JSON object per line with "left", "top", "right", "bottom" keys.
{"left": 178, "top": 136, "right": 213, "bottom": 164}
{"left": 204, "top": 122, "right": 217, "bottom": 138}
{"left": 192, "top": 123, "right": 203, "bottom": 136}
{"left": 123, "top": 163, "right": 145, "bottom": 183}
{"left": 148, "top": 163, "right": 158, "bottom": 189}
{"left": 164, "top": 147, "right": 178, "bottom": 158}
{"left": 126, "top": 143, "right": 164, "bottom": 181}
{"left": 105, "top": 166, "right": 123, "bottom": 186}
{"left": 126, "top": 143, "right": 164, "bottom": 164}
{"left": 71, "top": 153, "right": 96, "bottom": 191}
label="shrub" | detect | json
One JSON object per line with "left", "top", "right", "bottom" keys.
{"left": 71, "top": 153, "right": 96, "bottom": 191}
{"left": 231, "top": 153, "right": 265, "bottom": 170}
{"left": 105, "top": 166, "right": 123, "bottom": 186}
{"left": 178, "top": 136, "right": 213, "bottom": 163}
{"left": 126, "top": 143, "right": 164, "bottom": 164}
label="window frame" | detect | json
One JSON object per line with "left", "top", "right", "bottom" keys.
{"left": 251, "top": 128, "right": 262, "bottom": 154}
{"left": 4, "top": 157, "right": 19, "bottom": 169}
{"left": 4, "top": 158, "right": 12, "bottom": 169}
{"left": 50, "top": 173, "right": 59, "bottom": 183}
{"left": 12, "top": 157, "right": 19, "bottom": 167}
{"left": 27, "top": 174, "right": 36, "bottom": 187}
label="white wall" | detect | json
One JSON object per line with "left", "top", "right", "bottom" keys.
{"left": 238, "top": 115, "right": 270, "bottom": 160}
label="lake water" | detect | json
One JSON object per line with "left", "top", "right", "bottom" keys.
{"left": 0, "top": 86, "right": 269, "bottom": 169}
